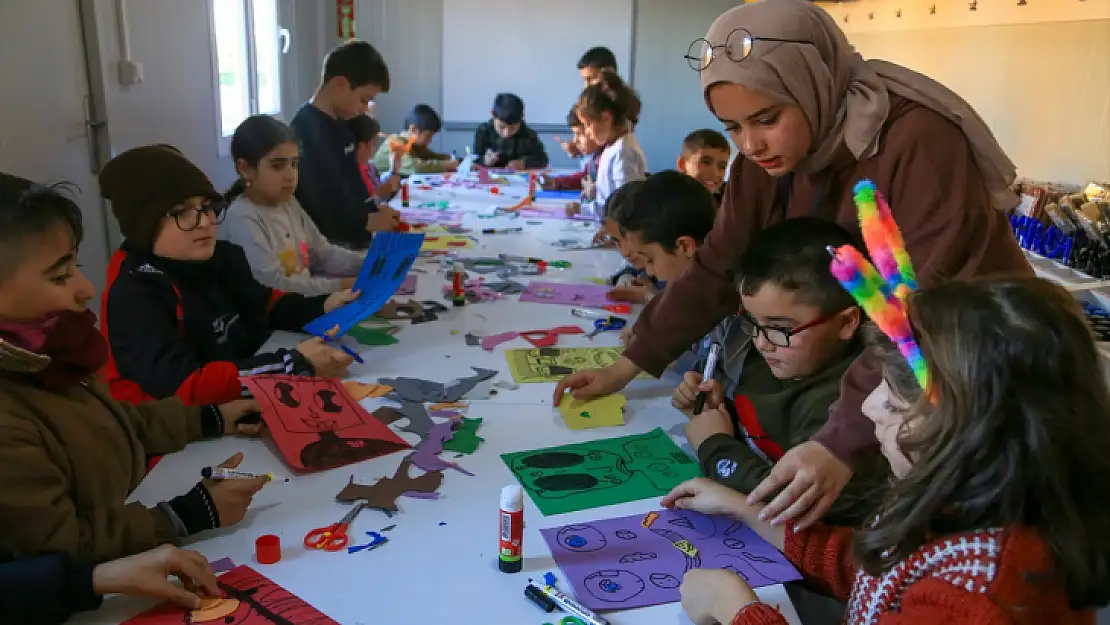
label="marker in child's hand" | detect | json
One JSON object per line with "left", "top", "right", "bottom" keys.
{"left": 693, "top": 343, "right": 721, "bottom": 415}
{"left": 201, "top": 467, "right": 289, "bottom": 482}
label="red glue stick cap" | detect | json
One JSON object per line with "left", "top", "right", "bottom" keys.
{"left": 255, "top": 534, "right": 281, "bottom": 564}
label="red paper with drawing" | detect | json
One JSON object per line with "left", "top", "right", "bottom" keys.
{"left": 122, "top": 565, "right": 338, "bottom": 624}
{"left": 242, "top": 375, "right": 410, "bottom": 472}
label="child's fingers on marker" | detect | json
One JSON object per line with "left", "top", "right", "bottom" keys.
{"left": 218, "top": 452, "right": 244, "bottom": 468}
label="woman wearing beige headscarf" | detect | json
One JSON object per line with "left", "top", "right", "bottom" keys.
{"left": 555, "top": 0, "right": 1030, "bottom": 516}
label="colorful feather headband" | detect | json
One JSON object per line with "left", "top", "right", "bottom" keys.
{"left": 828, "top": 180, "right": 928, "bottom": 390}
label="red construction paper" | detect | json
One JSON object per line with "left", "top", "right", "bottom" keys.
{"left": 122, "top": 565, "right": 337, "bottom": 624}
{"left": 242, "top": 375, "right": 410, "bottom": 472}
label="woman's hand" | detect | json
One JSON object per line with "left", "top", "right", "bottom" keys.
{"left": 747, "top": 441, "right": 853, "bottom": 531}
{"left": 92, "top": 545, "right": 220, "bottom": 609}
{"left": 680, "top": 568, "right": 760, "bottom": 625}
{"left": 218, "top": 399, "right": 264, "bottom": 437}
{"left": 552, "top": 357, "right": 640, "bottom": 405}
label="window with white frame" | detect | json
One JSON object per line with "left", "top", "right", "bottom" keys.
{"left": 211, "top": 0, "right": 288, "bottom": 140}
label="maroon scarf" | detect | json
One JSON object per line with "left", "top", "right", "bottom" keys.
{"left": 0, "top": 310, "right": 109, "bottom": 391}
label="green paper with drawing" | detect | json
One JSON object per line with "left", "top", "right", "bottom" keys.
{"left": 501, "top": 428, "right": 700, "bottom": 515}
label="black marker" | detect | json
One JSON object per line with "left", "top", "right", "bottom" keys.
{"left": 693, "top": 343, "right": 721, "bottom": 415}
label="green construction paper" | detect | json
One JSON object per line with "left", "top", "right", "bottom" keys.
{"left": 347, "top": 325, "right": 400, "bottom": 346}
{"left": 441, "top": 417, "right": 483, "bottom": 454}
{"left": 358, "top": 317, "right": 398, "bottom": 331}
{"left": 501, "top": 427, "right": 700, "bottom": 516}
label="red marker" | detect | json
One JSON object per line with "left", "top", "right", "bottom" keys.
{"left": 499, "top": 485, "right": 523, "bottom": 573}
{"left": 451, "top": 262, "right": 467, "bottom": 307}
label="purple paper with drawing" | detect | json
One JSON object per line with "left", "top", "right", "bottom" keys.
{"left": 400, "top": 208, "right": 464, "bottom": 223}
{"left": 519, "top": 281, "right": 613, "bottom": 307}
{"left": 540, "top": 509, "right": 800, "bottom": 611}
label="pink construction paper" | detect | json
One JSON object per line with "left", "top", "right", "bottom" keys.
{"left": 396, "top": 274, "right": 417, "bottom": 295}
{"left": 519, "top": 281, "right": 615, "bottom": 308}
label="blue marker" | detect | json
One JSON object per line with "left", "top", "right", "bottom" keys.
{"left": 317, "top": 333, "right": 364, "bottom": 364}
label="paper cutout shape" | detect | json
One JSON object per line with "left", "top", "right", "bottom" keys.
{"left": 505, "top": 347, "right": 650, "bottom": 384}
{"left": 343, "top": 381, "right": 392, "bottom": 401}
{"left": 121, "top": 565, "right": 338, "bottom": 624}
{"left": 408, "top": 420, "right": 474, "bottom": 476}
{"left": 559, "top": 394, "right": 627, "bottom": 430}
{"left": 501, "top": 428, "right": 700, "bottom": 515}
{"left": 519, "top": 281, "right": 615, "bottom": 307}
{"left": 303, "top": 232, "right": 424, "bottom": 337}
{"left": 242, "top": 375, "right": 410, "bottom": 471}
{"left": 390, "top": 401, "right": 436, "bottom": 440}
{"left": 381, "top": 367, "right": 498, "bottom": 403}
{"left": 441, "top": 417, "right": 483, "bottom": 454}
{"left": 399, "top": 207, "right": 464, "bottom": 224}
{"left": 481, "top": 325, "right": 586, "bottom": 351}
{"left": 346, "top": 325, "right": 400, "bottom": 346}
{"left": 430, "top": 401, "right": 467, "bottom": 410}
{"left": 540, "top": 510, "right": 801, "bottom": 611}
{"left": 421, "top": 234, "right": 475, "bottom": 252}
{"left": 376, "top": 299, "right": 448, "bottom": 324}
{"left": 395, "top": 274, "right": 417, "bottom": 296}
{"left": 347, "top": 530, "right": 388, "bottom": 554}
{"left": 209, "top": 557, "right": 235, "bottom": 574}
{"left": 335, "top": 459, "right": 444, "bottom": 515}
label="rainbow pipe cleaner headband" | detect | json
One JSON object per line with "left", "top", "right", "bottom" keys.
{"left": 829, "top": 180, "right": 928, "bottom": 390}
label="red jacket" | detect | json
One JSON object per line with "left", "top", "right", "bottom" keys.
{"left": 734, "top": 523, "right": 1091, "bottom": 625}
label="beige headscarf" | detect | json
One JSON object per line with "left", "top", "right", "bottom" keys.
{"left": 701, "top": 0, "right": 1018, "bottom": 211}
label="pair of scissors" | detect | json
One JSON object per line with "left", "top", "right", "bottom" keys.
{"left": 304, "top": 502, "right": 367, "bottom": 551}
{"left": 543, "top": 618, "right": 586, "bottom": 625}
{"left": 586, "top": 316, "right": 627, "bottom": 339}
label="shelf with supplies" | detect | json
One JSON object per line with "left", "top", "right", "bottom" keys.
{"left": 1023, "top": 250, "right": 1110, "bottom": 370}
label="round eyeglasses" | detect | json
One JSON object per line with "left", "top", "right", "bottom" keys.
{"left": 737, "top": 308, "right": 841, "bottom": 348}
{"left": 169, "top": 200, "right": 228, "bottom": 231}
{"left": 685, "top": 27, "right": 811, "bottom": 72}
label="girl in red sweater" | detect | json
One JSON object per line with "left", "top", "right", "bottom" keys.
{"left": 664, "top": 276, "right": 1110, "bottom": 624}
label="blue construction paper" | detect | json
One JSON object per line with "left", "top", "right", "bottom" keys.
{"left": 303, "top": 232, "right": 425, "bottom": 337}
{"left": 536, "top": 189, "right": 581, "bottom": 200}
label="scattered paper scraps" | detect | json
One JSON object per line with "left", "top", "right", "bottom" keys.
{"left": 346, "top": 531, "right": 388, "bottom": 554}
{"left": 242, "top": 375, "right": 410, "bottom": 472}
{"left": 559, "top": 393, "right": 627, "bottom": 430}
{"left": 209, "top": 557, "right": 236, "bottom": 574}
{"left": 343, "top": 381, "right": 393, "bottom": 401}
{"left": 382, "top": 367, "right": 498, "bottom": 403}
{"left": 430, "top": 401, "right": 468, "bottom": 411}
{"left": 519, "top": 281, "right": 615, "bottom": 308}
{"left": 121, "top": 565, "right": 338, "bottom": 625}
{"left": 395, "top": 273, "right": 417, "bottom": 296}
{"left": 376, "top": 299, "right": 448, "bottom": 324}
{"left": 408, "top": 420, "right": 474, "bottom": 476}
{"left": 481, "top": 325, "right": 585, "bottom": 351}
{"left": 464, "top": 333, "right": 483, "bottom": 346}
{"left": 501, "top": 428, "right": 700, "bottom": 516}
{"left": 336, "top": 459, "right": 443, "bottom": 516}
{"left": 494, "top": 380, "right": 520, "bottom": 391}
{"left": 421, "top": 234, "right": 475, "bottom": 252}
{"left": 505, "top": 346, "right": 650, "bottom": 384}
{"left": 540, "top": 510, "right": 801, "bottom": 611}
{"left": 303, "top": 232, "right": 424, "bottom": 338}
{"left": 441, "top": 417, "right": 483, "bottom": 454}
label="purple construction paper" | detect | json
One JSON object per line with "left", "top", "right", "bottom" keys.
{"left": 516, "top": 204, "right": 596, "bottom": 222}
{"left": 519, "top": 281, "right": 614, "bottom": 308}
{"left": 408, "top": 420, "right": 475, "bottom": 476}
{"left": 209, "top": 557, "right": 235, "bottom": 574}
{"left": 400, "top": 208, "right": 464, "bottom": 223}
{"left": 540, "top": 509, "right": 800, "bottom": 612}
{"left": 395, "top": 274, "right": 417, "bottom": 295}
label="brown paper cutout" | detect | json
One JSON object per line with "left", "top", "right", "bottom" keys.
{"left": 335, "top": 458, "right": 444, "bottom": 515}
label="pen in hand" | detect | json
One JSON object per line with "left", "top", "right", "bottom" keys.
{"left": 693, "top": 343, "right": 721, "bottom": 415}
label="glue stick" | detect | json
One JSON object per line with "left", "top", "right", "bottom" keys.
{"left": 499, "top": 485, "right": 524, "bottom": 573}
{"left": 451, "top": 262, "right": 467, "bottom": 307}
{"left": 401, "top": 181, "right": 410, "bottom": 207}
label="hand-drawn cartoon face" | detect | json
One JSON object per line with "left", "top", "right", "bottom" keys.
{"left": 265, "top": 378, "right": 365, "bottom": 434}
{"left": 507, "top": 449, "right": 631, "bottom": 498}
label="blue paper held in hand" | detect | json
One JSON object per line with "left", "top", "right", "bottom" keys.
{"left": 303, "top": 232, "right": 425, "bottom": 337}
{"left": 536, "top": 189, "right": 581, "bottom": 201}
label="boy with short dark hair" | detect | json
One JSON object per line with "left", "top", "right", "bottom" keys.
{"left": 577, "top": 46, "right": 618, "bottom": 85}
{"left": 349, "top": 114, "right": 401, "bottom": 201}
{"left": 372, "top": 104, "right": 457, "bottom": 177}
{"left": 292, "top": 40, "right": 391, "bottom": 249}
{"left": 473, "top": 93, "right": 548, "bottom": 170}
{"left": 678, "top": 129, "right": 731, "bottom": 201}
{"left": 544, "top": 106, "right": 601, "bottom": 194}
{"left": 670, "top": 216, "right": 879, "bottom": 524}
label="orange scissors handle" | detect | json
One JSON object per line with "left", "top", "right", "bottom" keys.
{"left": 303, "top": 523, "right": 350, "bottom": 551}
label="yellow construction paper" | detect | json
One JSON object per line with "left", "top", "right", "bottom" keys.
{"left": 559, "top": 394, "right": 627, "bottom": 430}
{"left": 420, "top": 234, "right": 475, "bottom": 251}
{"left": 505, "top": 347, "right": 651, "bottom": 384}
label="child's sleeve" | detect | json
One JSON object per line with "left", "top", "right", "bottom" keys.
{"left": 109, "top": 387, "right": 221, "bottom": 456}
{"left": 224, "top": 242, "right": 329, "bottom": 333}
{"left": 473, "top": 124, "right": 491, "bottom": 161}
{"left": 223, "top": 207, "right": 346, "bottom": 297}
{"left": 371, "top": 138, "right": 395, "bottom": 176}
{"left": 407, "top": 145, "right": 454, "bottom": 174}
{"left": 0, "top": 418, "right": 179, "bottom": 561}
{"left": 781, "top": 522, "right": 859, "bottom": 602}
{"left": 105, "top": 270, "right": 310, "bottom": 405}
{"left": 696, "top": 430, "right": 773, "bottom": 495}
{"left": 303, "top": 208, "right": 365, "bottom": 288}
{"left": 519, "top": 128, "right": 549, "bottom": 169}
{"left": 0, "top": 553, "right": 102, "bottom": 624}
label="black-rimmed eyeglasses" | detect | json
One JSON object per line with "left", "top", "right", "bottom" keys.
{"left": 169, "top": 200, "right": 228, "bottom": 231}
{"left": 685, "top": 27, "right": 811, "bottom": 72}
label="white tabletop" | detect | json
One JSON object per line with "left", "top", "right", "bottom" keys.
{"left": 76, "top": 174, "right": 801, "bottom": 625}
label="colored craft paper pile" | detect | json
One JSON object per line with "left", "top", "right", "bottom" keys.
{"left": 559, "top": 394, "right": 627, "bottom": 429}
{"left": 519, "top": 281, "right": 614, "bottom": 307}
{"left": 481, "top": 326, "right": 585, "bottom": 350}
{"left": 303, "top": 232, "right": 424, "bottom": 337}
{"left": 504, "top": 347, "right": 648, "bottom": 383}
{"left": 400, "top": 207, "right": 464, "bottom": 223}
{"left": 242, "top": 375, "right": 409, "bottom": 472}
{"left": 501, "top": 428, "right": 700, "bottom": 515}
{"left": 540, "top": 510, "right": 800, "bottom": 611}
{"left": 121, "top": 565, "right": 338, "bottom": 624}
{"left": 421, "top": 234, "right": 475, "bottom": 251}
